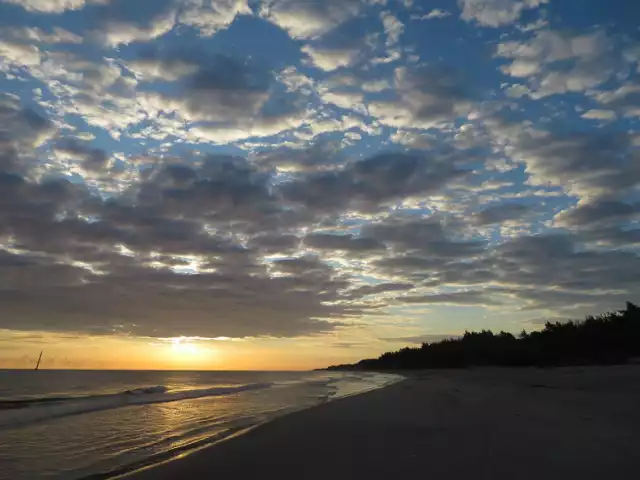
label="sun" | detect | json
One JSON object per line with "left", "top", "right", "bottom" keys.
{"left": 161, "top": 336, "right": 220, "bottom": 368}
{"left": 170, "top": 337, "right": 201, "bottom": 357}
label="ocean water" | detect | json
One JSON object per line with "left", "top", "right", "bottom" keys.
{"left": 0, "top": 370, "right": 401, "bottom": 479}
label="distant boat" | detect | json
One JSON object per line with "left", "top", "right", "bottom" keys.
{"left": 35, "top": 350, "right": 43, "bottom": 371}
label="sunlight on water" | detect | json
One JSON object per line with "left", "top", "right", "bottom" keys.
{"left": 0, "top": 370, "right": 402, "bottom": 479}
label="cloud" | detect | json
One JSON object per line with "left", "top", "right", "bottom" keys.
{"left": 395, "top": 233, "right": 640, "bottom": 315}
{"left": 178, "top": 0, "right": 251, "bottom": 36}
{"left": 0, "top": 0, "right": 107, "bottom": 13}
{"left": 509, "top": 128, "right": 640, "bottom": 199}
{"left": 577, "top": 227, "right": 640, "bottom": 248}
{"left": 399, "top": 290, "right": 504, "bottom": 306}
{"left": 0, "top": 41, "right": 41, "bottom": 68}
{"left": 301, "top": 45, "right": 360, "bottom": 71}
{"left": 53, "top": 139, "right": 115, "bottom": 175}
{"left": 0, "top": 94, "right": 56, "bottom": 174}
{"left": 369, "top": 65, "right": 475, "bottom": 129}
{"left": 1, "top": 0, "right": 639, "bottom": 348}
{"left": 504, "top": 84, "right": 530, "bottom": 98}
{"left": 593, "top": 82, "right": 640, "bottom": 118}
{"left": 126, "top": 50, "right": 201, "bottom": 81}
{"left": 497, "top": 29, "right": 616, "bottom": 98}
{"left": 555, "top": 201, "right": 640, "bottom": 228}
{"left": 1, "top": 26, "right": 83, "bottom": 44}
{"left": 260, "top": 0, "right": 362, "bottom": 39}
{"left": 369, "top": 49, "right": 401, "bottom": 66}
{"left": 581, "top": 109, "right": 617, "bottom": 121}
{"left": 303, "top": 233, "right": 386, "bottom": 252}
{"left": 364, "top": 216, "right": 486, "bottom": 259}
{"left": 248, "top": 233, "right": 300, "bottom": 254}
{"left": 382, "top": 333, "right": 459, "bottom": 344}
{"left": 338, "top": 213, "right": 640, "bottom": 316}
{"left": 188, "top": 113, "right": 307, "bottom": 144}
{"left": 99, "top": 9, "right": 176, "bottom": 46}
{"left": 411, "top": 9, "right": 450, "bottom": 21}
{"left": 472, "top": 203, "right": 531, "bottom": 225}
{"left": 0, "top": 267, "right": 353, "bottom": 338}
{"left": 0, "top": 126, "right": 381, "bottom": 338}
{"left": 320, "top": 90, "right": 365, "bottom": 110}
{"left": 21, "top": 53, "right": 150, "bottom": 143}
{"left": 347, "top": 282, "right": 414, "bottom": 299}
{"left": 484, "top": 235, "right": 640, "bottom": 299}
{"left": 253, "top": 143, "right": 345, "bottom": 173}
{"left": 482, "top": 115, "right": 640, "bottom": 201}
{"left": 458, "top": 0, "right": 547, "bottom": 28}
{"left": 361, "top": 78, "right": 392, "bottom": 92}
{"left": 281, "top": 152, "right": 468, "bottom": 214}
{"left": 390, "top": 130, "right": 434, "bottom": 149}
{"left": 381, "top": 11, "right": 404, "bottom": 46}
{"left": 134, "top": 52, "right": 309, "bottom": 143}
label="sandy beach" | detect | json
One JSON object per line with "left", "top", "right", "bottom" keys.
{"left": 127, "top": 366, "right": 640, "bottom": 480}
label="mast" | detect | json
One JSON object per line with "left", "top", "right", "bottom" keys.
{"left": 35, "top": 350, "right": 43, "bottom": 371}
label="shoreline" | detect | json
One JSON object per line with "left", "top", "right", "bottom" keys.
{"left": 107, "top": 374, "right": 405, "bottom": 479}
{"left": 124, "top": 365, "right": 640, "bottom": 480}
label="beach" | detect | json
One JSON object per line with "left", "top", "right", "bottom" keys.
{"left": 127, "top": 366, "right": 640, "bottom": 480}
{"left": 0, "top": 371, "right": 399, "bottom": 479}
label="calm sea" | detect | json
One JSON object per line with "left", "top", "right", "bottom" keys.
{"left": 0, "top": 369, "right": 401, "bottom": 479}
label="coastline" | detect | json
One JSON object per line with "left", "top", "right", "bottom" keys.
{"left": 124, "top": 365, "right": 640, "bottom": 480}
{"left": 101, "top": 373, "right": 405, "bottom": 479}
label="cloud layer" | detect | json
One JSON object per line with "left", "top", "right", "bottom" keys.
{"left": 0, "top": 0, "right": 638, "bottom": 345}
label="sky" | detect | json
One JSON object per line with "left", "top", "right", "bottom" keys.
{"left": 0, "top": 0, "right": 639, "bottom": 370}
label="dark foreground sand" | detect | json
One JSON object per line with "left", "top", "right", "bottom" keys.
{"left": 127, "top": 366, "right": 640, "bottom": 480}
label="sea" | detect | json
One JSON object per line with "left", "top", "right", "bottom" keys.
{"left": 0, "top": 369, "right": 402, "bottom": 479}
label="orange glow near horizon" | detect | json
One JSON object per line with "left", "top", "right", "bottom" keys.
{"left": 0, "top": 312, "right": 448, "bottom": 371}
{"left": 0, "top": 329, "right": 375, "bottom": 371}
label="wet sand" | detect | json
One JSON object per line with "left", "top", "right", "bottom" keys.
{"left": 127, "top": 366, "right": 640, "bottom": 480}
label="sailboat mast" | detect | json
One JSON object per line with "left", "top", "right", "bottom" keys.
{"left": 35, "top": 350, "right": 43, "bottom": 371}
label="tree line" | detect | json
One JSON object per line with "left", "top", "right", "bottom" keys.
{"left": 326, "top": 302, "right": 640, "bottom": 370}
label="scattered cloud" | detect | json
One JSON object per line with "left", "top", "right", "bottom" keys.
{"left": 178, "top": 0, "right": 251, "bottom": 36}
{"left": 510, "top": 128, "right": 640, "bottom": 199}
{"left": 592, "top": 82, "right": 640, "bottom": 118}
{"left": 458, "top": 0, "right": 548, "bottom": 28}
{"left": 0, "top": 40, "right": 42, "bottom": 67}
{"left": 581, "top": 109, "right": 617, "bottom": 121}
{"left": 0, "top": 0, "right": 638, "bottom": 350}
{"left": 0, "top": 0, "right": 106, "bottom": 14}
{"left": 381, "top": 333, "right": 459, "bottom": 344}
{"left": 497, "top": 29, "right": 616, "bottom": 98}
{"left": 302, "top": 45, "right": 360, "bottom": 71}
{"left": 260, "top": 0, "right": 362, "bottom": 39}
{"left": 370, "top": 65, "right": 475, "bottom": 129}
{"left": 1, "top": 26, "right": 83, "bottom": 44}
{"left": 472, "top": 203, "right": 531, "bottom": 226}
{"left": 381, "top": 11, "right": 404, "bottom": 46}
{"left": 411, "top": 9, "right": 450, "bottom": 21}
{"left": 99, "top": 9, "right": 176, "bottom": 46}
{"left": 304, "top": 233, "right": 386, "bottom": 252}
{"left": 399, "top": 290, "right": 504, "bottom": 307}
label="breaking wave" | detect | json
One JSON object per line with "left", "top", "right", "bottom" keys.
{"left": 0, "top": 383, "right": 272, "bottom": 429}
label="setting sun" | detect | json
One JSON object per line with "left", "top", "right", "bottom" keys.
{"left": 165, "top": 337, "right": 218, "bottom": 367}
{"left": 170, "top": 338, "right": 199, "bottom": 356}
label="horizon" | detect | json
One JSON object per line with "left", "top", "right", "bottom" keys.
{"left": 0, "top": 367, "right": 317, "bottom": 371}
{"left": 1, "top": 0, "right": 639, "bottom": 371}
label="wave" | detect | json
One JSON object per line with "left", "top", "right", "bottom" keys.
{"left": 124, "top": 385, "right": 169, "bottom": 395}
{"left": 0, "top": 382, "right": 272, "bottom": 430}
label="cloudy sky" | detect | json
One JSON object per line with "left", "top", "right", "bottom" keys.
{"left": 0, "top": 0, "right": 639, "bottom": 370}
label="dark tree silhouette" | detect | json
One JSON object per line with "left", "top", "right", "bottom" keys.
{"left": 326, "top": 302, "right": 640, "bottom": 371}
